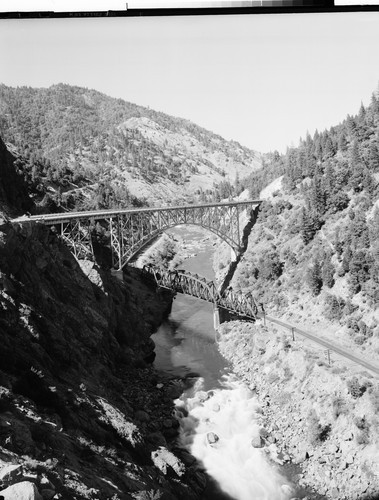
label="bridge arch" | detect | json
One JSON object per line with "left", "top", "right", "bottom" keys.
{"left": 108, "top": 201, "right": 260, "bottom": 270}
{"left": 12, "top": 200, "right": 261, "bottom": 271}
{"left": 126, "top": 221, "right": 239, "bottom": 267}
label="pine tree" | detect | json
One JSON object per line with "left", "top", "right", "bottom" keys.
{"left": 323, "top": 132, "right": 335, "bottom": 159}
{"left": 342, "top": 246, "right": 352, "bottom": 274}
{"left": 348, "top": 249, "right": 371, "bottom": 295}
{"left": 333, "top": 227, "right": 344, "bottom": 258}
{"left": 296, "top": 147, "right": 306, "bottom": 179}
{"left": 304, "top": 142, "right": 317, "bottom": 177}
{"left": 369, "top": 206, "right": 379, "bottom": 243}
{"left": 349, "top": 140, "right": 365, "bottom": 192}
{"left": 307, "top": 258, "right": 323, "bottom": 295}
{"left": 314, "top": 137, "right": 323, "bottom": 161}
{"left": 358, "top": 102, "right": 366, "bottom": 125}
{"left": 368, "top": 142, "right": 379, "bottom": 172}
{"left": 363, "top": 168, "right": 376, "bottom": 197}
{"left": 349, "top": 209, "right": 370, "bottom": 249}
{"left": 356, "top": 101, "right": 372, "bottom": 140}
{"left": 337, "top": 131, "right": 348, "bottom": 152}
{"left": 300, "top": 207, "right": 322, "bottom": 245}
{"left": 309, "top": 175, "right": 326, "bottom": 216}
{"left": 346, "top": 115, "right": 357, "bottom": 139}
{"left": 370, "top": 91, "right": 379, "bottom": 118}
{"left": 322, "top": 255, "right": 335, "bottom": 288}
{"left": 322, "top": 162, "right": 333, "bottom": 211}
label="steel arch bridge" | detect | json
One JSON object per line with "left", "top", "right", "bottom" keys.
{"left": 12, "top": 200, "right": 261, "bottom": 270}
{"left": 142, "top": 265, "right": 259, "bottom": 321}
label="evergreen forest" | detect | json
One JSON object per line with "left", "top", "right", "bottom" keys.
{"left": 231, "top": 91, "right": 379, "bottom": 348}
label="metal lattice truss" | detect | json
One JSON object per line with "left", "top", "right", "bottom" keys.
{"left": 60, "top": 219, "right": 94, "bottom": 261}
{"left": 107, "top": 201, "right": 257, "bottom": 269}
{"left": 24, "top": 200, "right": 260, "bottom": 270}
{"left": 142, "top": 266, "right": 259, "bottom": 320}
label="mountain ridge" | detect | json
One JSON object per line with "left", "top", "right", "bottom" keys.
{"left": 0, "top": 83, "right": 262, "bottom": 210}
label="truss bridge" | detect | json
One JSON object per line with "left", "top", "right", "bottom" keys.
{"left": 13, "top": 200, "right": 261, "bottom": 270}
{"left": 142, "top": 265, "right": 259, "bottom": 321}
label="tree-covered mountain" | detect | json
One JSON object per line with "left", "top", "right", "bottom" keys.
{"left": 0, "top": 83, "right": 262, "bottom": 211}
{"left": 227, "top": 88, "right": 379, "bottom": 351}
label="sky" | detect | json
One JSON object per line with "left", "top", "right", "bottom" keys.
{"left": 1, "top": 9, "right": 379, "bottom": 153}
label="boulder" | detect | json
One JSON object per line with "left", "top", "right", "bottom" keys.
{"left": 0, "top": 464, "right": 23, "bottom": 488}
{"left": 0, "top": 481, "right": 42, "bottom": 500}
{"left": 293, "top": 448, "right": 309, "bottom": 464}
{"left": 151, "top": 447, "right": 185, "bottom": 477}
{"left": 251, "top": 435, "right": 263, "bottom": 448}
{"left": 328, "top": 443, "right": 339, "bottom": 454}
{"left": 197, "top": 392, "right": 209, "bottom": 403}
{"left": 259, "top": 427, "right": 269, "bottom": 439}
{"left": 192, "top": 471, "right": 207, "bottom": 490}
{"left": 147, "top": 432, "right": 167, "bottom": 448}
{"left": 40, "top": 489, "right": 55, "bottom": 500}
{"left": 134, "top": 410, "right": 150, "bottom": 423}
{"left": 162, "top": 419, "right": 173, "bottom": 429}
{"left": 175, "top": 449, "right": 196, "bottom": 467}
{"left": 206, "top": 432, "right": 219, "bottom": 445}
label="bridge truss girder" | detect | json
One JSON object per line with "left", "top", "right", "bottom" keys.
{"left": 42, "top": 201, "right": 259, "bottom": 270}
{"left": 60, "top": 219, "right": 94, "bottom": 261}
{"left": 106, "top": 203, "right": 252, "bottom": 270}
{"left": 143, "top": 267, "right": 259, "bottom": 321}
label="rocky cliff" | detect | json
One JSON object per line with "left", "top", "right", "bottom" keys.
{"left": 0, "top": 138, "right": 206, "bottom": 498}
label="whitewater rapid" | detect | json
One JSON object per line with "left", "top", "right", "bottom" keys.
{"left": 176, "top": 375, "right": 293, "bottom": 500}
{"left": 152, "top": 228, "right": 293, "bottom": 499}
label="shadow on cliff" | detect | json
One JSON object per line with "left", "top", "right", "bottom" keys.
{"left": 0, "top": 218, "right": 208, "bottom": 498}
{"left": 0, "top": 136, "right": 34, "bottom": 217}
{"left": 219, "top": 204, "right": 260, "bottom": 296}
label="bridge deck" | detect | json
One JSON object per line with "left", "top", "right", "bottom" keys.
{"left": 11, "top": 199, "right": 261, "bottom": 270}
{"left": 12, "top": 200, "right": 261, "bottom": 225}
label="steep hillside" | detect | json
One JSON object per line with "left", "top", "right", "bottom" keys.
{"left": 0, "top": 140, "right": 206, "bottom": 498}
{"left": 219, "top": 89, "right": 379, "bottom": 360}
{"left": 0, "top": 84, "right": 262, "bottom": 209}
{"left": 217, "top": 320, "right": 379, "bottom": 500}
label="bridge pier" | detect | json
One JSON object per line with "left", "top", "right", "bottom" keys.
{"left": 213, "top": 306, "right": 233, "bottom": 329}
{"left": 111, "top": 269, "right": 124, "bottom": 282}
{"left": 230, "top": 247, "right": 237, "bottom": 262}
{"left": 213, "top": 306, "right": 220, "bottom": 329}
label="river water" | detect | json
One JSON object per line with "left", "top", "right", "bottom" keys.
{"left": 151, "top": 228, "right": 303, "bottom": 500}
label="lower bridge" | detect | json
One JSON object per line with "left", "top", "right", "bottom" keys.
{"left": 141, "top": 265, "right": 260, "bottom": 326}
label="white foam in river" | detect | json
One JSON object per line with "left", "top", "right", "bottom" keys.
{"left": 176, "top": 375, "right": 293, "bottom": 500}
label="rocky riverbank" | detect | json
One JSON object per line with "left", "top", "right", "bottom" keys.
{"left": 0, "top": 218, "right": 207, "bottom": 499}
{"left": 217, "top": 320, "right": 379, "bottom": 500}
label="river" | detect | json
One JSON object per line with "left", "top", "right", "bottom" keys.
{"left": 151, "top": 227, "right": 311, "bottom": 500}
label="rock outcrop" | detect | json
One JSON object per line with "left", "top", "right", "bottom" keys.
{"left": 0, "top": 217, "right": 203, "bottom": 499}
